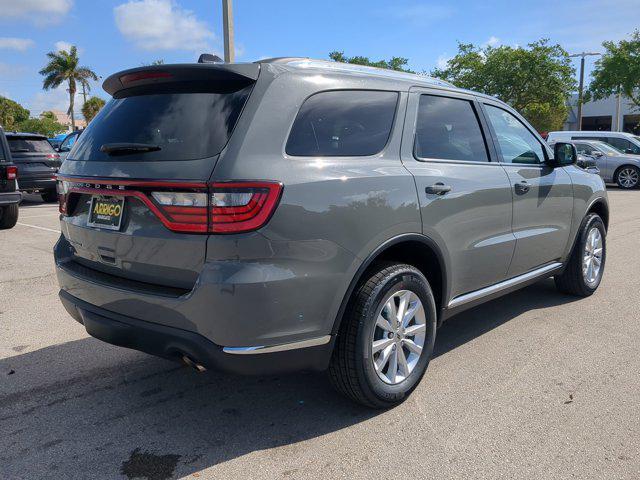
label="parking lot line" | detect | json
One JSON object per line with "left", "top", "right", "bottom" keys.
{"left": 16, "top": 222, "right": 61, "bottom": 234}
{"left": 18, "top": 213, "right": 61, "bottom": 219}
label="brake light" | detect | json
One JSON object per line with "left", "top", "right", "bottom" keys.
{"left": 46, "top": 153, "right": 60, "bottom": 160}
{"left": 209, "top": 182, "right": 282, "bottom": 233}
{"left": 57, "top": 179, "right": 69, "bottom": 214}
{"left": 6, "top": 165, "right": 17, "bottom": 180}
{"left": 120, "top": 71, "right": 172, "bottom": 85}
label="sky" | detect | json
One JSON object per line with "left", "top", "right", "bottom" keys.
{"left": 0, "top": 0, "right": 638, "bottom": 116}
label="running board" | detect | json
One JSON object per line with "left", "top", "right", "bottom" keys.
{"left": 447, "top": 262, "right": 563, "bottom": 309}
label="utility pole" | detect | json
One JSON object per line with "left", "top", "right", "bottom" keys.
{"left": 568, "top": 52, "right": 600, "bottom": 131}
{"left": 81, "top": 81, "right": 88, "bottom": 105}
{"left": 222, "top": 0, "right": 234, "bottom": 63}
{"left": 615, "top": 87, "right": 622, "bottom": 132}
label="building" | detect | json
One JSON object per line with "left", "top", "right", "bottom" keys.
{"left": 563, "top": 94, "right": 640, "bottom": 134}
{"left": 49, "top": 110, "right": 87, "bottom": 132}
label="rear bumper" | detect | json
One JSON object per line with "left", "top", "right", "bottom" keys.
{"left": 18, "top": 176, "right": 56, "bottom": 192}
{"left": 0, "top": 191, "right": 22, "bottom": 206}
{"left": 59, "top": 290, "right": 333, "bottom": 374}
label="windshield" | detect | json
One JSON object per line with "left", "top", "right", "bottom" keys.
{"left": 7, "top": 137, "right": 55, "bottom": 153}
{"left": 69, "top": 84, "right": 253, "bottom": 162}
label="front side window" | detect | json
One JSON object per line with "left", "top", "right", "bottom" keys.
{"left": 574, "top": 143, "right": 593, "bottom": 155}
{"left": 485, "top": 105, "right": 545, "bottom": 165}
{"left": 414, "top": 95, "right": 488, "bottom": 162}
{"left": 286, "top": 90, "right": 398, "bottom": 156}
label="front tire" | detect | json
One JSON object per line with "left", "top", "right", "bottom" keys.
{"left": 0, "top": 204, "right": 19, "bottom": 229}
{"left": 328, "top": 263, "right": 437, "bottom": 408}
{"left": 615, "top": 166, "right": 639, "bottom": 189}
{"left": 555, "top": 213, "right": 606, "bottom": 296}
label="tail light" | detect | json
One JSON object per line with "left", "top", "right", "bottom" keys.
{"left": 46, "top": 153, "right": 60, "bottom": 160}
{"left": 57, "top": 178, "right": 283, "bottom": 233}
{"left": 209, "top": 182, "right": 282, "bottom": 233}
{"left": 6, "top": 165, "right": 17, "bottom": 180}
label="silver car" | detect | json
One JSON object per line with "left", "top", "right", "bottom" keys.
{"left": 573, "top": 140, "right": 640, "bottom": 189}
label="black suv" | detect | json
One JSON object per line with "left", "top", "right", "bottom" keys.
{"left": 6, "top": 132, "right": 61, "bottom": 202}
{"left": 0, "top": 127, "right": 21, "bottom": 229}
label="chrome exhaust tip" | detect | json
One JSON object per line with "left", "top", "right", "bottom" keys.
{"left": 182, "top": 355, "right": 206, "bottom": 372}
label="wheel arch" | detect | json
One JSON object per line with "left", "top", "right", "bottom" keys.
{"left": 587, "top": 198, "right": 609, "bottom": 231}
{"left": 331, "top": 234, "right": 449, "bottom": 335}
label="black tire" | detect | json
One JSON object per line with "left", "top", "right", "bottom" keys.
{"left": 614, "top": 165, "right": 640, "bottom": 189}
{"left": 41, "top": 189, "right": 58, "bottom": 203}
{"left": 0, "top": 204, "right": 19, "bottom": 229}
{"left": 554, "top": 213, "right": 606, "bottom": 296}
{"left": 328, "top": 263, "right": 437, "bottom": 408}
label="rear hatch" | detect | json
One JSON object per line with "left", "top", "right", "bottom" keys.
{"left": 57, "top": 63, "right": 259, "bottom": 291}
{"left": 7, "top": 134, "right": 60, "bottom": 185}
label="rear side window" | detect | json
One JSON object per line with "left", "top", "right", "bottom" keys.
{"left": 606, "top": 137, "right": 640, "bottom": 154}
{"left": 69, "top": 84, "right": 253, "bottom": 162}
{"left": 414, "top": 95, "right": 488, "bottom": 162}
{"left": 286, "top": 90, "right": 398, "bottom": 156}
{"left": 7, "top": 137, "right": 55, "bottom": 153}
{"left": 0, "top": 136, "right": 5, "bottom": 162}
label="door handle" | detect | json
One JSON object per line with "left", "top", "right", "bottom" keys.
{"left": 514, "top": 181, "right": 530, "bottom": 194}
{"left": 425, "top": 183, "right": 452, "bottom": 195}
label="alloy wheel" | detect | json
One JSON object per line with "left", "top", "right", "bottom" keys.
{"left": 618, "top": 168, "right": 639, "bottom": 188}
{"left": 582, "top": 227, "right": 603, "bottom": 286}
{"left": 371, "top": 290, "right": 427, "bottom": 385}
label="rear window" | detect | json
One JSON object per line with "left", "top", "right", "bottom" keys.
{"left": 286, "top": 90, "right": 398, "bottom": 156}
{"left": 69, "top": 84, "right": 253, "bottom": 162}
{"left": 7, "top": 137, "right": 55, "bottom": 153}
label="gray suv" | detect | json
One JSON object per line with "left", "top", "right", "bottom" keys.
{"left": 54, "top": 58, "right": 608, "bottom": 407}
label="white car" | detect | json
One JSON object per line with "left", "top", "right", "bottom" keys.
{"left": 547, "top": 130, "right": 640, "bottom": 156}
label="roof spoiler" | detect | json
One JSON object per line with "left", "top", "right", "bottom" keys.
{"left": 102, "top": 63, "right": 260, "bottom": 96}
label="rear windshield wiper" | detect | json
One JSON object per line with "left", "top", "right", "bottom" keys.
{"left": 100, "top": 143, "right": 161, "bottom": 156}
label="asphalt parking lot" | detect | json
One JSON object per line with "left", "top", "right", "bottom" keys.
{"left": 1, "top": 190, "right": 639, "bottom": 480}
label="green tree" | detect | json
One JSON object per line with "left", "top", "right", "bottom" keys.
{"left": 329, "top": 51, "right": 415, "bottom": 73}
{"left": 39, "top": 45, "right": 98, "bottom": 131}
{"left": 82, "top": 96, "right": 106, "bottom": 123}
{"left": 588, "top": 30, "right": 640, "bottom": 110}
{"left": 41, "top": 111, "right": 57, "bottom": 121}
{"left": 0, "top": 96, "right": 30, "bottom": 130}
{"left": 432, "top": 40, "right": 576, "bottom": 132}
{"left": 17, "top": 117, "right": 65, "bottom": 137}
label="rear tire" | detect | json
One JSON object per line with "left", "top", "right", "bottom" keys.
{"left": 41, "top": 189, "right": 58, "bottom": 203}
{"left": 0, "top": 204, "right": 19, "bottom": 229}
{"left": 554, "top": 213, "right": 606, "bottom": 296}
{"left": 328, "top": 263, "right": 437, "bottom": 408}
{"left": 615, "top": 166, "right": 639, "bottom": 189}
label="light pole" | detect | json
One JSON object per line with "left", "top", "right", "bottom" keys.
{"left": 568, "top": 52, "right": 600, "bottom": 131}
{"left": 222, "top": 0, "right": 234, "bottom": 63}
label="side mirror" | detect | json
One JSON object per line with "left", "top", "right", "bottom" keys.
{"left": 592, "top": 150, "right": 604, "bottom": 158}
{"left": 551, "top": 142, "right": 577, "bottom": 167}
{"left": 625, "top": 148, "right": 635, "bottom": 154}
{"left": 59, "top": 146, "right": 70, "bottom": 153}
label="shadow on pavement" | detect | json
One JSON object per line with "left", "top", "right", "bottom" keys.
{"left": 0, "top": 279, "right": 577, "bottom": 479}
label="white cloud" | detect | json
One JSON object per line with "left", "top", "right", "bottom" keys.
{"left": 0, "top": 63, "right": 28, "bottom": 78}
{"left": 436, "top": 54, "right": 451, "bottom": 70}
{"left": 55, "top": 41, "right": 74, "bottom": 53}
{"left": 27, "top": 86, "right": 73, "bottom": 116}
{"left": 0, "top": 0, "right": 73, "bottom": 24}
{"left": 114, "top": 0, "right": 214, "bottom": 52}
{"left": 0, "top": 37, "right": 35, "bottom": 51}
{"left": 484, "top": 36, "right": 501, "bottom": 48}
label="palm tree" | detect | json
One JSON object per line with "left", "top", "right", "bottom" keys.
{"left": 39, "top": 46, "right": 98, "bottom": 130}
{"left": 82, "top": 96, "right": 106, "bottom": 123}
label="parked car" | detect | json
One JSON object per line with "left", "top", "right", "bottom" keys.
{"left": 56, "top": 130, "right": 81, "bottom": 161}
{"left": 547, "top": 130, "right": 640, "bottom": 156}
{"left": 576, "top": 152, "right": 600, "bottom": 175}
{"left": 54, "top": 58, "right": 609, "bottom": 408}
{"left": 571, "top": 140, "right": 640, "bottom": 189}
{"left": 0, "top": 127, "right": 21, "bottom": 229}
{"left": 48, "top": 133, "right": 68, "bottom": 150}
{"left": 6, "top": 132, "right": 61, "bottom": 202}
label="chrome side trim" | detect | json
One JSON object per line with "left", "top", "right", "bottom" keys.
{"left": 447, "top": 262, "right": 563, "bottom": 309}
{"left": 222, "top": 335, "right": 332, "bottom": 355}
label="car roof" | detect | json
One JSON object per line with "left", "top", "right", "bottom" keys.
{"left": 549, "top": 131, "right": 633, "bottom": 137}
{"left": 260, "top": 57, "right": 496, "bottom": 98}
{"left": 5, "top": 132, "right": 48, "bottom": 140}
